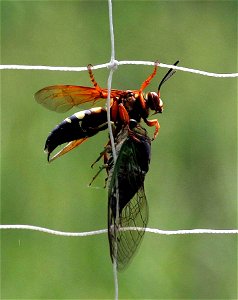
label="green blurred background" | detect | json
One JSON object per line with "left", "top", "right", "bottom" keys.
{"left": 1, "top": 1, "right": 237, "bottom": 299}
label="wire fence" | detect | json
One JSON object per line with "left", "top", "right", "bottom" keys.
{"left": 1, "top": 61, "right": 238, "bottom": 77}
{"left": 1, "top": 0, "right": 237, "bottom": 299}
{"left": 1, "top": 224, "right": 237, "bottom": 236}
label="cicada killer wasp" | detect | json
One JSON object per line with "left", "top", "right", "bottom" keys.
{"left": 34, "top": 61, "right": 179, "bottom": 270}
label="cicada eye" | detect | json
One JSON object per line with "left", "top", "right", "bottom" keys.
{"left": 147, "top": 92, "right": 163, "bottom": 113}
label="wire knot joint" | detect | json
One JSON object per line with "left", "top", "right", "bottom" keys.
{"left": 108, "top": 59, "right": 119, "bottom": 71}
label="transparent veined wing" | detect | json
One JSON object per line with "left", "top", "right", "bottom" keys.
{"left": 108, "top": 128, "right": 151, "bottom": 271}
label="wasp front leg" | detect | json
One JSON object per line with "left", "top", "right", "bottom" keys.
{"left": 111, "top": 99, "right": 130, "bottom": 126}
{"left": 144, "top": 118, "right": 160, "bottom": 140}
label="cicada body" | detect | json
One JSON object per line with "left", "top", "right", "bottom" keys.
{"left": 107, "top": 122, "right": 151, "bottom": 271}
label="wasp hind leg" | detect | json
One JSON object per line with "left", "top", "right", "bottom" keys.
{"left": 87, "top": 64, "right": 107, "bottom": 99}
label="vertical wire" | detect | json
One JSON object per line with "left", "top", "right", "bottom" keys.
{"left": 107, "top": 0, "right": 117, "bottom": 162}
{"left": 108, "top": 0, "right": 115, "bottom": 62}
{"left": 107, "top": 67, "right": 119, "bottom": 300}
{"left": 107, "top": 1, "right": 119, "bottom": 300}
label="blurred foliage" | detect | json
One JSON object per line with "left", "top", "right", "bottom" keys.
{"left": 1, "top": 1, "right": 237, "bottom": 299}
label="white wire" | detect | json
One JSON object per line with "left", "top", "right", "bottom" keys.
{"left": 107, "top": 64, "right": 119, "bottom": 300}
{"left": 0, "top": 225, "right": 107, "bottom": 236}
{"left": 1, "top": 2, "right": 237, "bottom": 298}
{"left": 0, "top": 61, "right": 237, "bottom": 77}
{"left": 108, "top": 0, "right": 115, "bottom": 63}
{"left": 119, "top": 61, "right": 238, "bottom": 78}
{"left": 107, "top": 0, "right": 119, "bottom": 298}
{"left": 0, "top": 225, "right": 237, "bottom": 235}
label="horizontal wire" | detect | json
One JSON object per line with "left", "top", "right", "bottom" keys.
{"left": 0, "top": 61, "right": 237, "bottom": 77}
{"left": 1, "top": 59, "right": 237, "bottom": 242}
{"left": 0, "top": 224, "right": 107, "bottom": 236}
{"left": 0, "top": 224, "right": 237, "bottom": 236}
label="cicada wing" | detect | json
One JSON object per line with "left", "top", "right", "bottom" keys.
{"left": 109, "top": 186, "right": 148, "bottom": 271}
{"left": 108, "top": 137, "right": 149, "bottom": 271}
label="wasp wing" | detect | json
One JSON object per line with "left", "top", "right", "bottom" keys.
{"left": 47, "top": 138, "right": 88, "bottom": 162}
{"left": 108, "top": 134, "right": 150, "bottom": 271}
{"left": 35, "top": 85, "right": 124, "bottom": 113}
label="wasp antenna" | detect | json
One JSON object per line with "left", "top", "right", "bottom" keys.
{"left": 46, "top": 152, "right": 51, "bottom": 162}
{"left": 158, "top": 60, "right": 179, "bottom": 91}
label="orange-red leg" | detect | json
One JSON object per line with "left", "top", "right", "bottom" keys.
{"left": 118, "top": 103, "right": 130, "bottom": 125}
{"left": 138, "top": 93, "right": 146, "bottom": 110}
{"left": 145, "top": 118, "right": 160, "bottom": 140}
{"left": 139, "top": 61, "right": 159, "bottom": 93}
{"left": 117, "top": 104, "right": 142, "bottom": 141}
{"left": 111, "top": 100, "right": 119, "bottom": 122}
{"left": 87, "top": 64, "right": 107, "bottom": 98}
{"left": 138, "top": 61, "right": 159, "bottom": 110}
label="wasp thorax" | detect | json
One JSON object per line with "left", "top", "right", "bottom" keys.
{"left": 122, "top": 91, "right": 136, "bottom": 111}
{"left": 147, "top": 92, "right": 163, "bottom": 113}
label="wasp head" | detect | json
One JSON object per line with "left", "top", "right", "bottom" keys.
{"left": 146, "top": 92, "right": 163, "bottom": 114}
{"left": 146, "top": 60, "right": 179, "bottom": 115}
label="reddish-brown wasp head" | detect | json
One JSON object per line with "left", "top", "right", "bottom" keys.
{"left": 146, "top": 92, "right": 163, "bottom": 114}
{"left": 144, "top": 60, "right": 179, "bottom": 116}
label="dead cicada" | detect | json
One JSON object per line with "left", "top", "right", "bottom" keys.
{"left": 107, "top": 121, "right": 150, "bottom": 270}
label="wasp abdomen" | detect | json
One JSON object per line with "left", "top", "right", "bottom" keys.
{"left": 44, "top": 107, "right": 108, "bottom": 155}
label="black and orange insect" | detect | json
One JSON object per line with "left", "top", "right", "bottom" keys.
{"left": 35, "top": 61, "right": 179, "bottom": 270}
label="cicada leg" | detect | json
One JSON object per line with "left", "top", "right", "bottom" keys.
{"left": 91, "top": 142, "right": 111, "bottom": 168}
{"left": 88, "top": 164, "right": 109, "bottom": 187}
{"left": 89, "top": 142, "right": 111, "bottom": 186}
